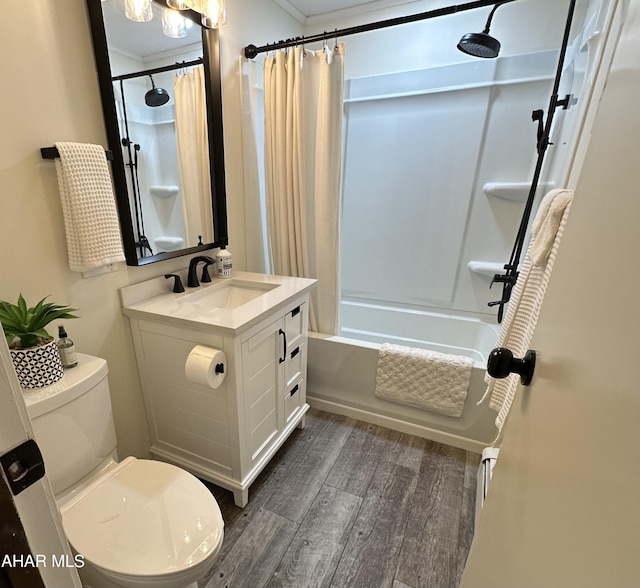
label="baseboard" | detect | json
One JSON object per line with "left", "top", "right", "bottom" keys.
{"left": 307, "top": 395, "right": 484, "bottom": 454}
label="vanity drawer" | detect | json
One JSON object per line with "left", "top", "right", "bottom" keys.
{"left": 284, "top": 342, "right": 305, "bottom": 388}
{"left": 284, "top": 302, "right": 306, "bottom": 351}
{"left": 284, "top": 376, "right": 305, "bottom": 426}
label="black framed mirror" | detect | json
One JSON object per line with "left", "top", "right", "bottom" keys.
{"left": 85, "top": 0, "right": 227, "bottom": 266}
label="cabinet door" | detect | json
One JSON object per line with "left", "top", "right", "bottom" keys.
{"left": 242, "top": 320, "right": 280, "bottom": 465}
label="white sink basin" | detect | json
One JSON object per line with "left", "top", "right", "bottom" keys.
{"left": 177, "top": 279, "right": 279, "bottom": 310}
{"left": 120, "top": 271, "right": 317, "bottom": 335}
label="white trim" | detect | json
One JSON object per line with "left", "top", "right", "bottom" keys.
{"left": 0, "top": 338, "right": 82, "bottom": 587}
{"left": 273, "top": 0, "right": 307, "bottom": 24}
{"left": 305, "top": 0, "right": 424, "bottom": 27}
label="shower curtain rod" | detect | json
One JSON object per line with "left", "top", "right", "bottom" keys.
{"left": 244, "top": 0, "right": 517, "bottom": 59}
{"left": 111, "top": 58, "right": 204, "bottom": 82}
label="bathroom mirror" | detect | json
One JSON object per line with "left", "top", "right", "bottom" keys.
{"left": 85, "top": 0, "right": 227, "bottom": 266}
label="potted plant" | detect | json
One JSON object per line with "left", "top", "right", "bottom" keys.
{"left": 0, "top": 294, "right": 78, "bottom": 388}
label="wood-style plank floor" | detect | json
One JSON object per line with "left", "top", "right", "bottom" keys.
{"left": 198, "top": 408, "right": 480, "bottom": 588}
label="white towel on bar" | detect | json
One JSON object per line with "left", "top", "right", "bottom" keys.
{"left": 375, "top": 343, "right": 473, "bottom": 418}
{"left": 54, "top": 142, "right": 125, "bottom": 272}
{"left": 481, "top": 188, "right": 574, "bottom": 438}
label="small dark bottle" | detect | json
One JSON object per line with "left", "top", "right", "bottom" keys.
{"left": 57, "top": 325, "right": 78, "bottom": 369}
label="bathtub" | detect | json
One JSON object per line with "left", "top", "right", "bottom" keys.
{"left": 306, "top": 302, "right": 500, "bottom": 453}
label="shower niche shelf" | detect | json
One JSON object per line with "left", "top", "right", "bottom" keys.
{"left": 483, "top": 181, "right": 555, "bottom": 202}
{"left": 468, "top": 261, "right": 505, "bottom": 277}
{"left": 150, "top": 185, "right": 179, "bottom": 199}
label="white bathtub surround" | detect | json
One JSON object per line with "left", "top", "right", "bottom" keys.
{"left": 154, "top": 235, "right": 184, "bottom": 251}
{"left": 374, "top": 343, "right": 473, "bottom": 418}
{"left": 54, "top": 141, "right": 125, "bottom": 272}
{"left": 481, "top": 189, "right": 574, "bottom": 437}
{"left": 263, "top": 44, "right": 345, "bottom": 335}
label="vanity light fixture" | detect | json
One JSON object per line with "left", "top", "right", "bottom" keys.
{"left": 124, "top": 0, "right": 153, "bottom": 22}
{"left": 200, "top": 0, "right": 226, "bottom": 29}
{"left": 182, "top": 0, "right": 226, "bottom": 28}
{"left": 162, "top": 7, "right": 189, "bottom": 38}
{"left": 122, "top": 0, "right": 226, "bottom": 29}
{"left": 166, "top": 0, "right": 191, "bottom": 8}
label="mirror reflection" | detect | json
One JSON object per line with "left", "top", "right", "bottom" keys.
{"left": 89, "top": 0, "right": 226, "bottom": 264}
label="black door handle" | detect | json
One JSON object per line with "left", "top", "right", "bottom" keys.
{"left": 0, "top": 439, "right": 46, "bottom": 496}
{"left": 487, "top": 347, "right": 536, "bottom": 386}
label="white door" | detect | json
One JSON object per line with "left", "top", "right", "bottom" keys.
{"left": 0, "top": 338, "right": 82, "bottom": 587}
{"left": 461, "top": 2, "right": 640, "bottom": 586}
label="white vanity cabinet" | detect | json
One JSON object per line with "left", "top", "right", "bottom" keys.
{"left": 121, "top": 272, "right": 315, "bottom": 507}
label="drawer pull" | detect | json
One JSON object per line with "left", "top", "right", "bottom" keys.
{"left": 291, "top": 305, "right": 301, "bottom": 317}
{"left": 290, "top": 384, "right": 299, "bottom": 397}
{"left": 291, "top": 346, "right": 300, "bottom": 359}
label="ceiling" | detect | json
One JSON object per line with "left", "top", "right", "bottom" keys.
{"left": 273, "top": 0, "right": 418, "bottom": 22}
{"left": 101, "top": 0, "right": 421, "bottom": 58}
{"left": 102, "top": 0, "right": 202, "bottom": 60}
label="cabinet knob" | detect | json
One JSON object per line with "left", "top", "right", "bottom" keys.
{"left": 487, "top": 347, "right": 536, "bottom": 386}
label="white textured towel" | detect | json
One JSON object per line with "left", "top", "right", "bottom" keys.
{"left": 481, "top": 188, "right": 574, "bottom": 438}
{"left": 54, "top": 142, "right": 125, "bottom": 272}
{"left": 375, "top": 343, "right": 473, "bottom": 418}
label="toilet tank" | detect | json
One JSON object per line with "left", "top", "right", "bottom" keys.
{"left": 24, "top": 353, "right": 118, "bottom": 497}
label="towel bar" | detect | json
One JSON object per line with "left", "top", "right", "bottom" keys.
{"left": 40, "top": 146, "right": 114, "bottom": 161}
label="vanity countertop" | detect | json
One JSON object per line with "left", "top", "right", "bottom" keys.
{"left": 120, "top": 271, "right": 317, "bottom": 336}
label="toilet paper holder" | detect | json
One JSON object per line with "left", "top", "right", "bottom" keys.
{"left": 185, "top": 346, "right": 227, "bottom": 389}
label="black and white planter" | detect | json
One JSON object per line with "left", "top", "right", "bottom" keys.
{"left": 10, "top": 339, "right": 64, "bottom": 389}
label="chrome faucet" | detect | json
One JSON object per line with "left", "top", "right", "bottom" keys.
{"left": 187, "top": 256, "right": 215, "bottom": 288}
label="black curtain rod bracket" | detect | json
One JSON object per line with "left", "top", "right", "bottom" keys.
{"left": 244, "top": 0, "right": 517, "bottom": 59}
{"left": 41, "top": 146, "right": 114, "bottom": 161}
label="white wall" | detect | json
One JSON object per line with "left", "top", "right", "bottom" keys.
{"left": 303, "top": 0, "right": 586, "bottom": 78}
{"left": 0, "top": 0, "right": 297, "bottom": 460}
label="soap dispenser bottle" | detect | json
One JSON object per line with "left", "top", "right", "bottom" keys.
{"left": 215, "top": 245, "right": 233, "bottom": 278}
{"left": 57, "top": 325, "right": 78, "bottom": 369}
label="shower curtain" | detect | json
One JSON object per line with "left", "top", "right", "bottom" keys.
{"left": 174, "top": 65, "right": 214, "bottom": 247}
{"left": 263, "top": 44, "right": 346, "bottom": 335}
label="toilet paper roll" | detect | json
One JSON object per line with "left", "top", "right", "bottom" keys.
{"left": 185, "top": 345, "right": 227, "bottom": 389}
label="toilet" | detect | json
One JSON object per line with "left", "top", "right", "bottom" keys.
{"left": 24, "top": 353, "right": 224, "bottom": 588}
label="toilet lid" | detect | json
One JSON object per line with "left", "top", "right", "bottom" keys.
{"left": 60, "top": 457, "right": 224, "bottom": 577}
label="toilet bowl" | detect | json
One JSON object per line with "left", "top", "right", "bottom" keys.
{"left": 24, "top": 353, "right": 224, "bottom": 588}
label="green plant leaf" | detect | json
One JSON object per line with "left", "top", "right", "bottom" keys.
{"left": 0, "top": 294, "right": 78, "bottom": 348}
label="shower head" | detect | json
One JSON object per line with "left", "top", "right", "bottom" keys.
{"left": 457, "top": 32, "right": 501, "bottom": 58}
{"left": 145, "top": 75, "right": 170, "bottom": 107}
{"left": 457, "top": 3, "right": 503, "bottom": 59}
